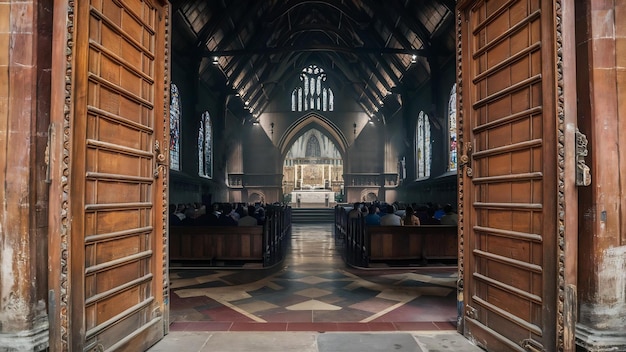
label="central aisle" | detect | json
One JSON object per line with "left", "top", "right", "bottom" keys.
{"left": 168, "top": 224, "right": 458, "bottom": 332}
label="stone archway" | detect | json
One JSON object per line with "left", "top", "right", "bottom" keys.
{"left": 279, "top": 114, "right": 348, "bottom": 206}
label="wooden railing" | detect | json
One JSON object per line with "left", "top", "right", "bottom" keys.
{"left": 334, "top": 205, "right": 458, "bottom": 267}
{"left": 169, "top": 205, "right": 291, "bottom": 267}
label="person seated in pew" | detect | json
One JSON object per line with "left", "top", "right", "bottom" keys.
{"left": 193, "top": 202, "right": 220, "bottom": 226}
{"left": 255, "top": 206, "right": 266, "bottom": 225}
{"left": 380, "top": 204, "right": 402, "bottom": 226}
{"left": 419, "top": 205, "right": 441, "bottom": 225}
{"left": 217, "top": 203, "right": 238, "bottom": 226}
{"left": 440, "top": 204, "right": 458, "bottom": 225}
{"left": 364, "top": 204, "right": 381, "bottom": 225}
{"left": 401, "top": 206, "right": 421, "bottom": 226}
{"left": 347, "top": 202, "right": 362, "bottom": 219}
{"left": 238, "top": 205, "right": 260, "bottom": 226}
{"left": 169, "top": 204, "right": 182, "bottom": 226}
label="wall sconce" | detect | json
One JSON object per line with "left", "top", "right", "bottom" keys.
{"left": 212, "top": 56, "right": 219, "bottom": 65}
{"left": 411, "top": 54, "right": 417, "bottom": 64}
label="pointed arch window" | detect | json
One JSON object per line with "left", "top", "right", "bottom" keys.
{"left": 169, "top": 84, "right": 181, "bottom": 170}
{"left": 291, "top": 65, "right": 334, "bottom": 112}
{"left": 305, "top": 135, "right": 321, "bottom": 158}
{"left": 448, "top": 84, "right": 457, "bottom": 172}
{"left": 198, "top": 111, "right": 212, "bottom": 178}
{"left": 416, "top": 111, "right": 431, "bottom": 179}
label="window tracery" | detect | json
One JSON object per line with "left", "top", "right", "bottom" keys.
{"left": 198, "top": 111, "right": 212, "bottom": 178}
{"left": 169, "top": 84, "right": 181, "bottom": 170}
{"left": 448, "top": 84, "right": 457, "bottom": 172}
{"left": 291, "top": 65, "right": 334, "bottom": 112}
{"left": 416, "top": 111, "right": 431, "bottom": 178}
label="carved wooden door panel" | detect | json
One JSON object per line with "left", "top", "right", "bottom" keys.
{"left": 457, "top": 0, "right": 568, "bottom": 351}
{"left": 67, "top": 1, "right": 169, "bottom": 351}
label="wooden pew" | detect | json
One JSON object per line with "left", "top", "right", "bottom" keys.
{"left": 367, "top": 225, "right": 457, "bottom": 264}
{"left": 169, "top": 226, "right": 264, "bottom": 262}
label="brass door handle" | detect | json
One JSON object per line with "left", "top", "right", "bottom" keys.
{"left": 154, "top": 141, "right": 167, "bottom": 178}
{"left": 459, "top": 141, "right": 473, "bottom": 177}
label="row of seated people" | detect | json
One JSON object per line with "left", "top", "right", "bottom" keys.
{"left": 169, "top": 202, "right": 266, "bottom": 226}
{"left": 347, "top": 202, "right": 458, "bottom": 226}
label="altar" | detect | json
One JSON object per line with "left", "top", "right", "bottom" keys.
{"left": 292, "top": 190, "right": 335, "bottom": 207}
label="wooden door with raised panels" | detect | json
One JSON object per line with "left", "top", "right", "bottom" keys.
{"left": 66, "top": 1, "right": 169, "bottom": 350}
{"left": 457, "top": 0, "right": 569, "bottom": 351}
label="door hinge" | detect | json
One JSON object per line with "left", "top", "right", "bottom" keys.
{"left": 521, "top": 338, "right": 545, "bottom": 352}
{"left": 575, "top": 128, "right": 591, "bottom": 186}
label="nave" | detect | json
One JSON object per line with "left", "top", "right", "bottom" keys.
{"left": 168, "top": 224, "right": 458, "bottom": 332}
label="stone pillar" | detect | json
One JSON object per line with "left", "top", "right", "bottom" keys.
{"left": 0, "top": 1, "right": 50, "bottom": 351}
{"left": 575, "top": 1, "right": 626, "bottom": 351}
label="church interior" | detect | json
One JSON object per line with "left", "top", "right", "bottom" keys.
{"left": 1, "top": 1, "right": 625, "bottom": 352}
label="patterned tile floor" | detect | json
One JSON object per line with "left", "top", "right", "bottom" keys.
{"left": 169, "top": 224, "right": 459, "bottom": 332}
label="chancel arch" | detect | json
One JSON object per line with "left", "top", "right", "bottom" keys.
{"left": 283, "top": 128, "right": 344, "bottom": 205}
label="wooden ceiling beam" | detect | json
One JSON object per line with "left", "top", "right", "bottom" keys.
{"left": 205, "top": 45, "right": 428, "bottom": 57}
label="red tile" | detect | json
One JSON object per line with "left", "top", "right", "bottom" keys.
{"left": 433, "top": 321, "right": 457, "bottom": 330}
{"left": 392, "top": 322, "right": 438, "bottom": 331}
{"left": 287, "top": 322, "right": 339, "bottom": 332}
{"left": 202, "top": 306, "right": 256, "bottom": 322}
{"left": 335, "top": 322, "right": 371, "bottom": 331}
{"left": 168, "top": 322, "right": 190, "bottom": 331}
{"left": 366, "top": 322, "right": 397, "bottom": 331}
{"left": 169, "top": 321, "right": 232, "bottom": 331}
{"left": 229, "top": 322, "right": 288, "bottom": 331}
{"left": 262, "top": 310, "right": 313, "bottom": 323}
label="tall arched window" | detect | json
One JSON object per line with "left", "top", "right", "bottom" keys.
{"left": 448, "top": 84, "right": 457, "bottom": 172}
{"left": 291, "top": 65, "right": 334, "bottom": 112}
{"left": 169, "top": 84, "right": 181, "bottom": 170}
{"left": 416, "top": 111, "right": 431, "bottom": 179}
{"left": 305, "top": 135, "right": 321, "bottom": 158}
{"left": 198, "top": 111, "right": 212, "bottom": 178}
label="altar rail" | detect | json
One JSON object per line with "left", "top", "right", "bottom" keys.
{"left": 334, "top": 206, "right": 458, "bottom": 267}
{"left": 170, "top": 205, "right": 291, "bottom": 267}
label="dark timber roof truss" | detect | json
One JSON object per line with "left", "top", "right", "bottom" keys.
{"left": 171, "top": 0, "right": 456, "bottom": 120}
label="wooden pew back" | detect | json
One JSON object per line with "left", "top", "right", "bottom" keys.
{"left": 169, "top": 226, "right": 264, "bottom": 262}
{"left": 367, "top": 225, "right": 457, "bottom": 262}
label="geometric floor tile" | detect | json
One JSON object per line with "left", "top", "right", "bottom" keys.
{"left": 169, "top": 224, "right": 459, "bottom": 330}
{"left": 296, "top": 276, "right": 332, "bottom": 285}
{"left": 294, "top": 287, "right": 332, "bottom": 298}
{"left": 286, "top": 299, "right": 342, "bottom": 311}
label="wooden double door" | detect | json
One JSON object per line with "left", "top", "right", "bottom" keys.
{"left": 457, "top": 0, "right": 577, "bottom": 351}
{"left": 48, "top": 0, "right": 578, "bottom": 351}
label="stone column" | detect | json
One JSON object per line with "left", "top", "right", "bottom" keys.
{"left": 0, "top": 1, "right": 50, "bottom": 351}
{"left": 575, "top": 1, "right": 626, "bottom": 351}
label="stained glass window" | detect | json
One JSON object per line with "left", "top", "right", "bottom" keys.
{"left": 198, "top": 111, "right": 212, "bottom": 178}
{"left": 448, "top": 84, "right": 457, "bottom": 172}
{"left": 291, "top": 64, "right": 334, "bottom": 112}
{"left": 305, "top": 135, "right": 321, "bottom": 157}
{"left": 416, "top": 111, "right": 431, "bottom": 178}
{"left": 169, "top": 84, "right": 181, "bottom": 170}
